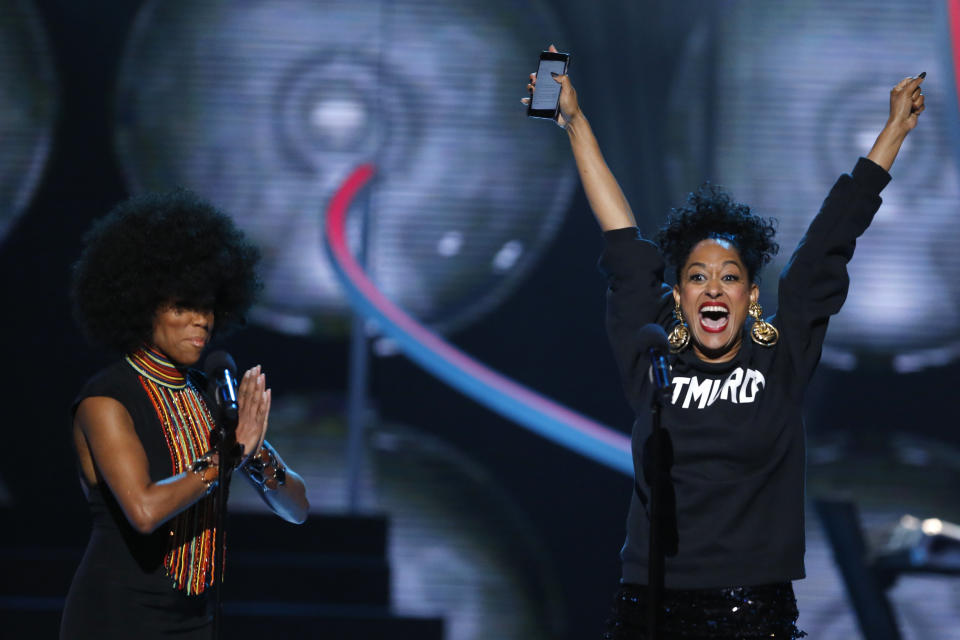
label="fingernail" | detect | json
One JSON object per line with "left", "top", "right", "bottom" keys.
{"left": 550, "top": 72, "right": 558, "bottom": 78}
{"left": 919, "top": 71, "right": 926, "bottom": 78}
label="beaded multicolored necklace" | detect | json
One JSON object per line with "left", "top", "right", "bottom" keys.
{"left": 126, "top": 346, "right": 219, "bottom": 595}
{"left": 125, "top": 346, "right": 187, "bottom": 389}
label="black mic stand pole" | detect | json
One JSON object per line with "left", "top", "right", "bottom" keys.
{"left": 647, "top": 391, "right": 664, "bottom": 638}
{"left": 647, "top": 358, "right": 670, "bottom": 639}
{"left": 211, "top": 391, "right": 238, "bottom": 640}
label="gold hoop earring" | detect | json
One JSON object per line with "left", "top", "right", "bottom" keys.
{"left": 668, "top": 300, "right": 690, "bottom": 353}
{"left": 749, "top": 301, "right": 779, "bottom": 347}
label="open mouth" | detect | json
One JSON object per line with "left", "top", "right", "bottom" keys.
{"left": 698, "top": 303, "right": 729, "bottom": 334}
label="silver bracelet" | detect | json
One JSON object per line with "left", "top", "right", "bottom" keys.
{"left": 243, "top": 442, "right": 286, "bottom": 490}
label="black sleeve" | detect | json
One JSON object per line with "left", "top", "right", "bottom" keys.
{"left": 598, "top": 227, "right": 674, "bottom": 413}
{"left": 776, "top": 157, "right": 890, "bottom": 382}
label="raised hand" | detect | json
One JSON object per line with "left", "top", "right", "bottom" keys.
{"left": 521, "top": 44, "right": 636, "bottom": 230}
{"left": 521, "top": 44, "right": 581, "bottom": 128}
{"left": 235, "top": 365, "right": 271, "bottom": 465}
{"left": 866, "top": 73, "right": 926, "bottom": 172}
{"left": 887, "top": 73, "right": 926, "bottom": 134}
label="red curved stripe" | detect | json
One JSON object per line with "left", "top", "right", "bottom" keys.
{"left": 950, "top": 0, "right": 960, "bottom": 112}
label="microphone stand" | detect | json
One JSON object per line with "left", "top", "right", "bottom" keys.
{"left": 211, "top": 386, "right": 238, "bottom": 640}
{"left": 647, "top": 355, "right": 671, "bottom": 640}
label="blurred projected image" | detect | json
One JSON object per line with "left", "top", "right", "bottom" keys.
{"left": 114, "top": 0, "right": 574, "bottom": 337}
{"left": 229, "top": 401, "right": 565, "bottom": 640}
{"left": 666, "top": 0, "right": 960, "bottom": 370}
{"left": 0, "top": 0, "right": 57, "bottom": 243}
{"left": 801, "top": 430, "right": 960, "bottom": 639}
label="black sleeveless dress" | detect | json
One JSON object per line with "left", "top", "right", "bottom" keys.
{"left": 60, "top": 348, "right": 220, "bottom": 639}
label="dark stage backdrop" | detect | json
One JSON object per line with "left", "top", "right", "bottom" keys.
{"left": 3, "top": 1, "right": 959, "bottom": 638}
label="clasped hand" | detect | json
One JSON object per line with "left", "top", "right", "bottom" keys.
{"left": 234, "top": 365, "right": 271, "bottom": 467}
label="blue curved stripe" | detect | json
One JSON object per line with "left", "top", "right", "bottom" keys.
{"left": 323, "top": 164, "right": 632, "bottom": 476}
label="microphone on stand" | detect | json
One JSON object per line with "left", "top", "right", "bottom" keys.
{"left": 204, "top": 350, "right": 239, "bottom": 429}
{"left": 636, "top": 324, "right": 677, "bottom": 639}
{"left": 202, "top": 350, "right": 242, "bottom": 640}
{"left": 637, "top": 324, "right": 671, "bottom": 390}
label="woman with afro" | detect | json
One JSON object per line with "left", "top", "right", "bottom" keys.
{"left": 61, "top": 189, "right": 308, "bottom": 639}
{"left": 525, "top": 47, "right": 925, "bottom": 639}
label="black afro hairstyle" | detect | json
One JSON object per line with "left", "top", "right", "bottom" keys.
{"left": 655, "top": 184, "right": 779, "bottom": 284}
{"left": 71, "top": 189, "right": 262, "bottom": 354}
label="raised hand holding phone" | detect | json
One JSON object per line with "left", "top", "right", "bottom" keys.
{"left": 522, "top": 44, "right": 635, "bottom": 230}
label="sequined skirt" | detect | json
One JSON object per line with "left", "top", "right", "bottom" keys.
{"left": 602, "top": 581, "right": 806, "bottom": 639}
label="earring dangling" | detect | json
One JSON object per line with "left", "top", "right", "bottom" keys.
{"left": 668, "top": 300, "right": 690, "bottom": 353}
{"left": 749, "top": 300, "right": 779, "bottom": 347}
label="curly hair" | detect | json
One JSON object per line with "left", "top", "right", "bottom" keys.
{"left": 655, "top": 184, "right": 779, "bottom": 284}
{"left": 71, "top": 189, "right": 262, "bottom": 354}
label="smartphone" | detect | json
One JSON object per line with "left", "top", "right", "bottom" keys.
{"left": 527, "top": 50, "right": 570, "bottom": 120}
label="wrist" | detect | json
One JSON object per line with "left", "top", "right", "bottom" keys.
{"left": 190, "top": 450, "right": 220, "bottom": 494}
{"left": 241, "top": 442, "right": 287, "bottom": 491}
{"left": 563, "top": 109, "right": 584, "bottom": 132}
{"left": 880, "top": 119, "right": 911, "bottom": 141}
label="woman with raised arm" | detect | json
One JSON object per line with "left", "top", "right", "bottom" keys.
{"left": 60, "top": 190, "right": 309, "bottom": 639}
{"left": 525, "top": 48, "right": 925, "bottom": 639}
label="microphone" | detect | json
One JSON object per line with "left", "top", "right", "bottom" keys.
{"left": 637, "top": 324, "right": 671, "bottom": 390}
{"left": 204, "top": 350, "right": 239, "bottom": 428}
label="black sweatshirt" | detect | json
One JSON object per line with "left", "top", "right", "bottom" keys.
{"left": 599, "top": 158, "right": 890, "bottom": 589}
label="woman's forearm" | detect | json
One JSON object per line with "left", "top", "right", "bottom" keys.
{"left": 240, "top": 441, "right": 309, "bottom": 523}
{"left": 130, "top": 471, "right": 217, "bottom": 534}
{"left": 253, "top": 470, "right": 309, "bottom": 524}
{"left": 865, "top": 124, "right": 909, "bottom": 173}
{"left": 565, "top": 112, "right": 637, "bottom": 232}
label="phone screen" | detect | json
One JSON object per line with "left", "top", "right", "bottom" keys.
{"left": 528, "top": 51, "right": 569, "bottom": 119}
{"left": 531, "top": 58, "right": 567, "bottom": 111}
